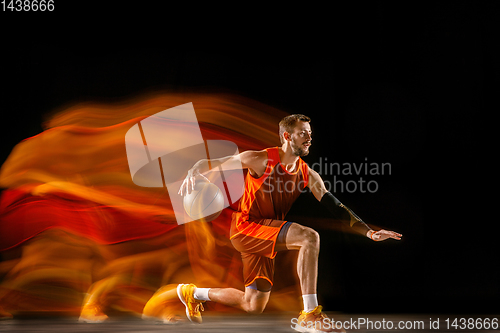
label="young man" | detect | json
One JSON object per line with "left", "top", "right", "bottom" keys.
{"left": 174, "top": 114, "right": 402, "bottom": 332}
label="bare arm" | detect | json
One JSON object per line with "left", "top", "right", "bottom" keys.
{"left": 307, "top": 168, "right": 329, "bottom": 201}
{"left": 307, "top": 168, "right": 402, "bottom": 241}
{"left": 178, "top": 150, "right": 267, "bottom": 196}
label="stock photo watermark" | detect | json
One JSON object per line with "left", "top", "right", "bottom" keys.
{"left": 291, "top": 316, "right": 499, "bottom": 331}
{"left": 311, "top": 157, "right": 391, "bottom": 194}
{"left": 125, "top": 103, "right": 244, "bottom": 225}
{"left": 125, "top": 103, "right": 393, "bottom": 226}
{"left": 263, "top": 157, "right": 392, "bottom": 195}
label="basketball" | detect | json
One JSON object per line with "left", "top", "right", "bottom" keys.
{"left": 183, "top": 180, "right": 224, "bottom": 222}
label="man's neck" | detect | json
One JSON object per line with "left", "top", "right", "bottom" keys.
{"left": 278, "top": 145, "right": 300, "bottom": 172}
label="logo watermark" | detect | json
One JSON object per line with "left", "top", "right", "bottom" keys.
{"left": 125, "top": 102, "right": 244, "bottom": 225}
{"left": 312, "top": 157, "right": 391, "bottom": 194}
{"left": 260, "top": 157, "right": 392, "bottom": 195}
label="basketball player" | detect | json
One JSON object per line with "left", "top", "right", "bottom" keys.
{"left": 172, "top": 114, "right": 402, "bottom": 332}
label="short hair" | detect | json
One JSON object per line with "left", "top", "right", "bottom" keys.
{"left": 278, "top": 114, "right": 311, "bottom": 144}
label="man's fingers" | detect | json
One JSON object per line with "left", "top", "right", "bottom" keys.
{"left": 178, "top": 178, "right": 189, "bottom": 196}
{"left": 178, "top": 180, "right": 185, "bottom": 195}
{"left": 388, "top": 231, "right": 403, "bottom": 240}
{"left": 178, "top": 174, "right": 203, "bottom": 196}
{"left": 375, "top": 230, "right": 402, "bottom": 241}
{"left": 190, "top": 176, "right": 196, "bottom": 193}
{"left": 387, "top": 233, "right": 401, "bottom": 240}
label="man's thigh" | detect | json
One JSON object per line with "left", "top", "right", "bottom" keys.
{"left": 244, "top": 285, "right": 271, "bottom": 311}
{"left": 283, "top": 222, "right": 317, "bottom": 250}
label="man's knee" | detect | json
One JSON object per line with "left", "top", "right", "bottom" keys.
{"left": 244, "top": 288, "right": 270, "bottom": 314}
{"left": 247, "top": 301, "right": 267, "bottom": 314}
{"left": 285, "top": 224, "right": 320, "bottom": 250}
{"left": 301, "top": 226, "right": 320, "bottom": 248}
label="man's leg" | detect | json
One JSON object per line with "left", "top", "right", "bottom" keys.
{"left": 284, "top": 223, "right": 320, "bottom": 298}
{"left": 206, "top": 286, "right": 270, "bottom": 314}
{"left": 284, "top": 223, "right": 343, "bottom": 332}
{"left": 176, "top": 283, "right": 270, "bottom": 324}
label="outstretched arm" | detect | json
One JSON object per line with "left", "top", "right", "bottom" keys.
{"left": 307, "top": 168, "right": 402, "bottom": 241}
{"left": 178, "top": 150, "right": 266, "bottom": 196}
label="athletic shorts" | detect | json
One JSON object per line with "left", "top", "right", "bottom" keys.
{"left": 230, "top": 220, "right": 292, "bottom": 292}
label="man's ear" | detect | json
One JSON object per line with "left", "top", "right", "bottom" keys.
{"left": 283, "top": 131, "right": 291, "bottom": 142}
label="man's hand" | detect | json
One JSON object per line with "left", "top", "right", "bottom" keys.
{"left": 368, "top": 229, "right": 402, "bottom": 241}
{"left": 178, "top": 167, "right": 198, "bottom": 196}
{"left": 178, "top": 166, "right": 210, "bottom": 196}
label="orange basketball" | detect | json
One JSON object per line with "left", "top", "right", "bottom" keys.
{"left": 183, "top": 181, "right": 224, "bottom": 222}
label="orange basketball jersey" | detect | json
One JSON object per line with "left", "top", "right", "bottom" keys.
{"left": 230, "top": 147, "right": 309, "bottom": 245}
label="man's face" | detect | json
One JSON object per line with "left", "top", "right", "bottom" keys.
{"left": 288, "top": 121, "right": 312, "bottom": 156}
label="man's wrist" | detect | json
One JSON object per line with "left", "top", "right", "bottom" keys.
{"left": 366, "top": 229, "right": 376, "bottom": 240}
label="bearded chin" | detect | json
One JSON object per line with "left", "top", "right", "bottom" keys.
{"left": 291, "top": 143, "right": 309, "bottom": 157}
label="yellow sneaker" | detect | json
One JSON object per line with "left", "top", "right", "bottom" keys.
{"left": 293, "top": 305, "right": 345, "bottom": 333}
{"left": 160, "top": 311, "right": 181, "bottom": 324}
{"left": 142, "top": 284, "right": 182, "bottom": 324}
{"left": 176, "top": 283, "right": 204, "bottom": 324}
{"left": 78, "top": 302, "right": 108, "bottom": 323}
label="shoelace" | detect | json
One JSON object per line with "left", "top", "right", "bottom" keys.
{"left": 186, "top": 291, "right": 205, "bottom": 314}
{"left": 316, "top": 311, "right": 329, "bottom": 321}
{"left": 194, "top": 302, "right": 204, "bottom": 313}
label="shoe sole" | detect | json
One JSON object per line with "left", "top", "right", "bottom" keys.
{"left": 293, "top": 323, "right": 306, "bottom": 332}
{"left": 177, "top": 284, "right": 196, "bottom": 323}
{"left": 293, "top": 321, "right": 343, "bottom": 333}
{"left": 142, "top": 313, "right": 179, "bottom": 324}
{"left": 293, "top": 322, "right": 312, "bottom": 333}
{"left": 78, "top": 317, "right": 107, "bottom": 324}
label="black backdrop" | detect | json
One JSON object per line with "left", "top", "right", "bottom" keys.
{"left": 1, "top": 1, "right": 498, "bottom": 314}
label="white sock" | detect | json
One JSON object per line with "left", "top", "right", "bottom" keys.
{"left": 302, "top": 294, "right": 318, "bottom": 312}
{"left": 193, "top": 287, "right": 211, "bottom": 301}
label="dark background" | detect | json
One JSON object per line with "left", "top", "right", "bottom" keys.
{"left": 1, "top": 1, "right": 498, "bottom": 314}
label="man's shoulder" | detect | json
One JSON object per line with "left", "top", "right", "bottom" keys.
{"left": 239, "top": 149, "right": 270, "bottom": 175}
{"left": 241, "top": 149, "right": 269, "bottom": 160}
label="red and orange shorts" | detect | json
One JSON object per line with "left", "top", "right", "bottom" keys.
{"left": 230, "top": 219, "right": 292, "bottom": 292}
